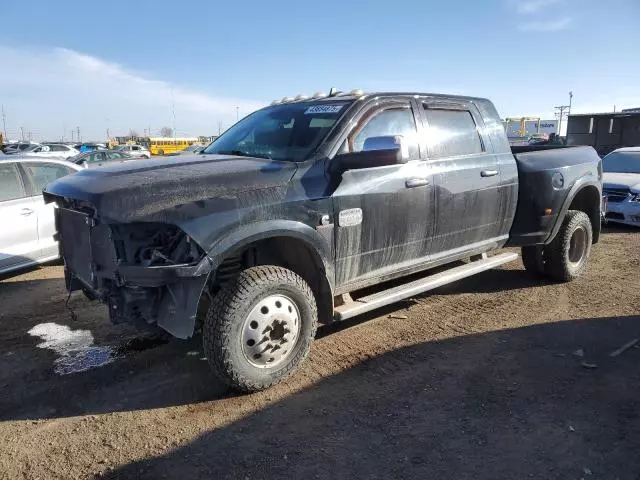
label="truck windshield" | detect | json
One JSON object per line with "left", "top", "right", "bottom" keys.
{"left": 203, "top": 100, "right": 352, "bottom": 162}
{"left": 603, "top": 151, "right": 640, "bottom": 174}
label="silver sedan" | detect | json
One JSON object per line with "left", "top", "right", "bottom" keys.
{"left": 0, "top": 157, "right": 82, "bottom": 275}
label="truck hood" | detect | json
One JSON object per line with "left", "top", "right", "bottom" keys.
{"left": 44, "top": 154, "right": 298, "bottom": 223}
{"left": 603, "top": 172, "right": 640, "bottom": 193}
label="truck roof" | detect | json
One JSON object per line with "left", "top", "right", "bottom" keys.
{"left": 270, "top": 91, "right": 490, "bottom": 106}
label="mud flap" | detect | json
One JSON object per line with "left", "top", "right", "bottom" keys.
{"left": 157, "top": 275, "right": 209, "bottom": 339}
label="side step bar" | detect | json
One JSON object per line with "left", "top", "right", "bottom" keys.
{"left": 333, "top": 252, "right": 519, "bottom": 321}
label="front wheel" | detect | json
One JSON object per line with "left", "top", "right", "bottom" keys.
{"left": 545, "top": 210, "right": 593, "bottom": 282}
{"left": 203, "top": 266, "right": 317, "bottom": 393}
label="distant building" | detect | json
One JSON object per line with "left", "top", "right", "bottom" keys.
{"left": 503, "top": 118, "right": 558, "bottom": 139}
{"left": 566, "top": 111, "right": 640, "bottom": 156}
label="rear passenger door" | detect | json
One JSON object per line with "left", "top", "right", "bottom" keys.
{"left": 419, "top": 100, "right": 504, "bottom": 257}
{"left": 20, "top": 162, "right": 77, "bottom": 259}
{"left": 0, "top": 163, "right": 39, "bottom": 270}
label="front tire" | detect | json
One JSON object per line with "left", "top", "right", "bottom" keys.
{"left": 203, "top": 266, "right": 317, "bottom": 393}
{"left": 545, "top": 210, "right": 593, "bottom": 282}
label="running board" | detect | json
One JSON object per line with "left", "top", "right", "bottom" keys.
{"left": 333, "top": 252, "right": 519, "bottom": 321}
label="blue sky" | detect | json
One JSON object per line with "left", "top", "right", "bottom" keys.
{"left": 0, "top": 0, "right": 639, "bottom": 140}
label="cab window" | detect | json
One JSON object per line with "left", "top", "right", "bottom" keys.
{"left": 422, "top": 106, "right": 484, "bottom": 158}
{"left": 351, "top": 107, "right": 419, "bottom": 159}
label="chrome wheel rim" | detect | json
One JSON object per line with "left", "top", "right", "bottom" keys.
{"left": 568, "top": 226, "right": 587, "bottom": 265}
{"left": 241, "top": 294, "right": 301, "bottom": 369}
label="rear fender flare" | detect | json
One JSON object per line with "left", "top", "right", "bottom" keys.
{"left": 546, "top": 175, "right": 601, "bottom": 244}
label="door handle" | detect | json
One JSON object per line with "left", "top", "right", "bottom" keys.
{"left": 480, "top": 170, "right": 498, "bottom": 177}
{"left": 405, "top": 178, "right": 430, "bottom": 188}
{"left": 20, "top": 208, "right": 34, "bottom": 216}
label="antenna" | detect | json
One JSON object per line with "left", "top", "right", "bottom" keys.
{"left": 328, "top": 87, "right": 341, "bottom": 97}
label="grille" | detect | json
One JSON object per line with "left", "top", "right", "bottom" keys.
{"left": 603, "top": 188, "right": 630, "bottom": 203}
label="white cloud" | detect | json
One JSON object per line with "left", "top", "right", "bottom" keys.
{"left": 518, "top": 16, "right": 572, "bottom": 31}
{"left": 516, "top": 0, "right": 562, "bottom": 14}
{"left": 0, "top": 46, "right": 263, "bottom": 141}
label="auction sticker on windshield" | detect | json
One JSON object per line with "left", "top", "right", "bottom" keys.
{"left": 305, "top": 105, "right": 344, "bottom": 114}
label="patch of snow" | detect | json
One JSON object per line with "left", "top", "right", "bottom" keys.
{"left": 28, "top": 322, "right": 118, "bottom": 375}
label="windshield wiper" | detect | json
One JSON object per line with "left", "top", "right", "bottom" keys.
{"left": 217, "top": 149, "right": 272, "bottom": 160}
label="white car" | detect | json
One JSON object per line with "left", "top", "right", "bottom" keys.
{"left": 602, "top": 147, "right": 640, "bottom": 227}
{"left": 116, "top": 144, "right": 151, "bottom": 158}
{"left": 0, "top": 157, "right": 82, "bottom": 275}
{"left": 3, "top": 142, "right": 41, "bottom": 155}
{"left": 23, "top": 144, "right": 79, "bottom": 160}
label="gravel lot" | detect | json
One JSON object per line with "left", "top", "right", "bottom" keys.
{"left": 0, "top": 226, "right": 638, "bottom": 480}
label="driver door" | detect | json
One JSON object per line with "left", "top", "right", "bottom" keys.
{"left": 332, "top": 99, "right": 436, "bottom": 289}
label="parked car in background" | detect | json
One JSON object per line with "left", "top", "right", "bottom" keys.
{"left": 71, "top": 149, "right": 135, "bottom": 168}
{"left": 2, "top": 142, "right": 41, "bottom": 154}
{"left": 0, "top": 157, "right": 81, "bottom": 275}
{"left": 116, "top": 144, "right": 151, "bottom": 158}
{"left": 73, "top": 143, "right": 106, "bottom": 153}
{"left": 171, "top": 143, "right": 206, "bottom": 155}
{"left": 22, "top": 143, "right": 79, "bottom": 160}
{"left": 602, "top": 147, "right": 640, "bottom": 227}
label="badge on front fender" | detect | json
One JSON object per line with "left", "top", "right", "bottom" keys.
{"left": 338, "top": 208, "right": 363, "bottom": 227}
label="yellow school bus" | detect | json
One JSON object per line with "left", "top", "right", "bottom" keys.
{"left": 148, "top": 137, "right": 199, "bottom": 155}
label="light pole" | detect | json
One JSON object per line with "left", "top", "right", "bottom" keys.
{"left": 568, "top": 91, "right": 573, "bottom": 117}
{"left": 1, "top": 105, "right": 7, "bottom": 141}
{"left": 20, "top": 126, "right": 24, "bottom": 141}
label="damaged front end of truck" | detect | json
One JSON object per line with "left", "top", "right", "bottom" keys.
{"left": 50, "top": 198, "right": 213, "bottom": 338}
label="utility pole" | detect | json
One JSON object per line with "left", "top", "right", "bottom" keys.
{"left": 568, "top": 91, "right": 573, "bottom": 118}
{"left": 170, "top": 87, "right": 176, "bottom": 138}
{"left": 554, "top": 105, "right": 570, "bottom": 136}
{"left": 1, "top": 105, "right": 7, "bottom": 140}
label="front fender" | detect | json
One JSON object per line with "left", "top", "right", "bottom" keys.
{"left": 207, "top": 219, "right": 335, "bottom": 291}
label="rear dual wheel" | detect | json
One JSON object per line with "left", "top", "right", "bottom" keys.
{"left": 203, "top": 266, "right": 317, "bottom": 393}
{"left": 522, "top": 210, "right": 592, "bottom": 282}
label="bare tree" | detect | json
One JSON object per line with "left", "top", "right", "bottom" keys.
{"left": 160, "top": 126, "right": 173, "bottom": 137}
{"left": 129, "top": 129, "right": 140, "bottom": 137}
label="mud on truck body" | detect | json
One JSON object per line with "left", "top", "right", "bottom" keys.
{"left": 44, "top": 91, "right": 603, "bottom": 392}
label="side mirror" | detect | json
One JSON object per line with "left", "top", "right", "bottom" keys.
{"left": 362, "top": 135, "right": 410, "bottom": 159}
{"left": 333, "top": 135, "right": 409, "bottom": 172}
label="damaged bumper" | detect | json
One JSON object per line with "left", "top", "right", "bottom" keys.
{"left": 57, "top": 207, "right": 212, "bottom": 339}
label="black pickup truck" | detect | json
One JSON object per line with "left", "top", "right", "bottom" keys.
{"left": 44, "top": 91, "right": 603, "bottom": 392}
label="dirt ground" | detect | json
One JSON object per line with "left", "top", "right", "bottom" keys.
{"left": 0, "top": 226, "right": 638, "bottom": 480}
